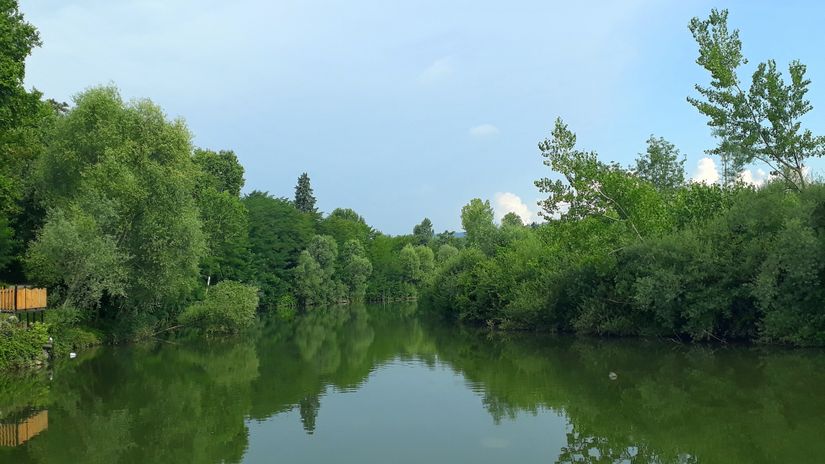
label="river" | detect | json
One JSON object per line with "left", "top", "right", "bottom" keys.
{"left": 1, "top": 303, "right": 823, "bottom": 463}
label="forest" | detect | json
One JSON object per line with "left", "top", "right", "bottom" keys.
{"left": 2, "top": 3, "right": 825, "bottom": 370}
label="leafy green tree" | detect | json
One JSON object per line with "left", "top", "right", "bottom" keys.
{"left": 294, "top": 172, "right": 317, "bottom": 213}
{"left": 193, "top": 148, "right": 249, "bottom": 282}
{"left": 437, "top": 244, "right": 459, "bottom": 263}
{"left": 688, "top": 9, "right": 824, "bottom": 191}
{"left": 25, "top": 207, "right": 127, "bottom": 310}
{"left": 634, "top": 136, "right": 685, "bottom": 192}
{"left": 501, "top": 212, "right": 524, "bottom": 227}
{"left": 414, "top": 245, "right": 435, "bottom": 282}
{"left": 294, "top": 251, "right": 326, "bottom": 307}
{"left": 340, "top": 239, "right": 372, "bottom": 301}
{"left": 0, "top": 1, "right": 52, "bottom": 276}
{"left": 534, "top": 118, "right": 670, "bottom": 239}
{"left": 29, "top": 86, "right": 205, "bottom": 330}
{"left": 399, "top": 244, "right": 420, "bottom": 284}
{"left": 193, "top": 148, "right": 245, "bottom": 197}
{"left": 294, "top": 235, "right": 340, "bottom": 307}
{"left": 243, "top": 191, "right": 314, "bottom": 308}
{"left": 460, "top": 198, "right": 496, "bottom": 252}
{"left": 319, "top": 208, "right": 372, "bottom": 248}
{"left": 412, "top": 218, "right": 434, "bottom": 244}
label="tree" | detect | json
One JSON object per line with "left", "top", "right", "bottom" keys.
{"left": 26, "top": 207, "right": 127, "bottom": 310}
{"left": 319, "top": 208, "right": 372, "bottom": 248}
{"left": 243, "top": 191, "right": 314, "bottom": 308}
{"left": 414, "top": 245, "right": 435, "bottom": 282}
{"left": 460, "top": 198, "right": 495, "bottom": 251}
{"left": 29, "top": 86, "right": 206, "bottom": 327}
{"left": 193, "top": 148, "right": 249, "bottom": 282}
{"left": 501, "top": 212, "right": 524, "bottom": 228}
{"left": 294, "top": 235, "right": 340, "bottom": 307}
{"left": 0, "top": 1, "right": 52, "bottom": 276}
{"left": 340, "top": 239, "right": 372, "bottom": 301}
{"left": 413, "top": 218, "right": 434, "bottom": 244}
{"left": 437, "top": 244, "right": 459, "bottom": 262}
{"left": 688, "top": 9, "right": 824, "bottom": 191}
{"left": 534, "top": 118, "right": 669, "bottom": 239}
{"left": 193, "top": 148, "right": 245, "bottom": 197}
{"left": 294, "top": 172, "right": 317, "bottom": 213}
{"left": 399, "top": 244, "right": 420, "bottom": 284}
{"left": 634, "top": 136, "right": 685, "bottom": 192}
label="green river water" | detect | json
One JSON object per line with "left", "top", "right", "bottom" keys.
{"left": 1, "top": 303, "right": 823, "bottom": 463}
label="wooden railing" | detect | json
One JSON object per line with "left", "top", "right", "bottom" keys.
{"left": 0, "top": 410, "right": 48, "bottom": 447}
{"left": 0, "top": 287, "right": 47, "bottom": 312}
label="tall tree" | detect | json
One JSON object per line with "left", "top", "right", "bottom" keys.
{"left": 634, "top": 136, "right": 685, "bottom": 192}
{"left": 243, "top": 191, "right": 314, "bottom": 308}
{"left": 28, "top": 86, "right": 205, "bottom": 326}
{"left": 192, "top": 148, "right": 249, "bottom": 282}
{"left": 294, "top": 172, "right": 317, "bottom": 214}
{"left": 688, "top": 9, "right": 824, "bottom": 191}
{"left": 340, "top": 239, "right": 372, "bottom": 301}
{"left": 412, "top": 218, "right": 434, "bottom": 244}
{"left": 0, "top": 0, "right": 51, "bottom": 275}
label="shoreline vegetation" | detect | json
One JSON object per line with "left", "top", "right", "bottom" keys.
{"left": 3, "top": 5, "right": 825, "bottom": 371}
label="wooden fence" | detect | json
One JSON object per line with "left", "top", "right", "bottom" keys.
{"left": 0, "top": 410, "right": 48, "bottom": 447}
{"left": 0, "top": 287, "right": 47, "bottom": 312}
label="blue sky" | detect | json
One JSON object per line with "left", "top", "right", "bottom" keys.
{"left": 21, "top": 1, "right": 825, "bottom": 234}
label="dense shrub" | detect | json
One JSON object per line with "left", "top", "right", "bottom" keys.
{"left": 0, "top": 316, "right": 49, "bottom": 370}
{"left": 179, "top": 281, "right": 259, "bottom": 334}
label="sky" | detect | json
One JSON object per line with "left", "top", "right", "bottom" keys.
{"left": 20, "top": 0, "right": 825, "bottom": 234}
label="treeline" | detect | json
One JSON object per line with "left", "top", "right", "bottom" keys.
{"left": 0, "top": 1, "right": 458, "bottom": 355}
{"left": 421, "top": 10, "right": 825, "bottom": 346}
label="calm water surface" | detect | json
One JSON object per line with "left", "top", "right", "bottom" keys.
{"left": 1, "top": 304, "right": 824, "bottom": 463}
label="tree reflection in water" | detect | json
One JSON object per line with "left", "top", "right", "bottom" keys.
{"left": 0, "top": 303, "right": 823, "bottom": 463}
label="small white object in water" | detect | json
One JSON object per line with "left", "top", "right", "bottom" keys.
{"left": 608, "top": 371, "right": 618, "bottom": 380}
{"left": 69, "top": 352, "right": 77, "bottom": 359}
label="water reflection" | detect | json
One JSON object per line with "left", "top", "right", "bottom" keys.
{"left": 0, "top": 303, "right": 823, "bottom": 463}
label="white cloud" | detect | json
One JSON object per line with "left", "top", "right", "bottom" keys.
{"left": 493, "top": 192, "right": 537, "bottom": 224}
{"left": 737, "top": 168, "right": 768, "bottom": 187}
{"left": 419, "top": 57, "right": 454, "bottom": 84}
{"left": 691, "top": 157, "right": 720, "bottom": 184}
{"left": 469, "top": 124, "right": 499, "bottom": 137}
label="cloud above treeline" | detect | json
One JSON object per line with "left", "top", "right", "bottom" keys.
{"left": 493, "top": 192, "right": 538, "bottom": 224}
{"left": 690, "top": 157, "right": 768, "bottom": 187}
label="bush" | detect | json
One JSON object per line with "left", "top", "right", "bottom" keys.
{"left": 0, "top": 316, "right": 49, "bottom": 371}
{"left": 179, "top": 281, "right": 259, "bottom": 334}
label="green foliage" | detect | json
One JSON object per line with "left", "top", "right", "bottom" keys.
{"left": 243, "top": 191, "right": 314, "bottom": 309}
{"left": 179, "top": 280, "right": 259, "bottom": 334}
{"left": 436, "top": 244, "right": 459, "bottom": 262}
{"left": 193, "top": 148, "right": 249, "bottom": 282}
{"left": 460, "top": 198, "right": 496, "bottom": 253}
{"left": 26, "top": 207, "right": 128, "bottom": 310}
{"left": 399, "top": 244, "right": 420, "bottom": 284}
{"left": 340, "top": 239, "right": 372, "bottom": 301}
{"left": 688, "top": 8, "right": 825, "bottom": 190}
{"left": 412, "top": 217, "right": 434, "bottom": 244}
{"left": 634, "top": 136, "right": 685, "bottom": 192}
{"left": 0, "top": 316, "right": 48, "bottom": 370}
{"left": 501, "top": 212, "right": 524, "bottom": 227}
{"left": 30, "top": 86, "right": 206, "bottom": 328}
{"left": 193, "top": 148, "right": 245, "bottom": 197}
{"left": 293, "top": 172, "right": 317, "bottom": 214}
